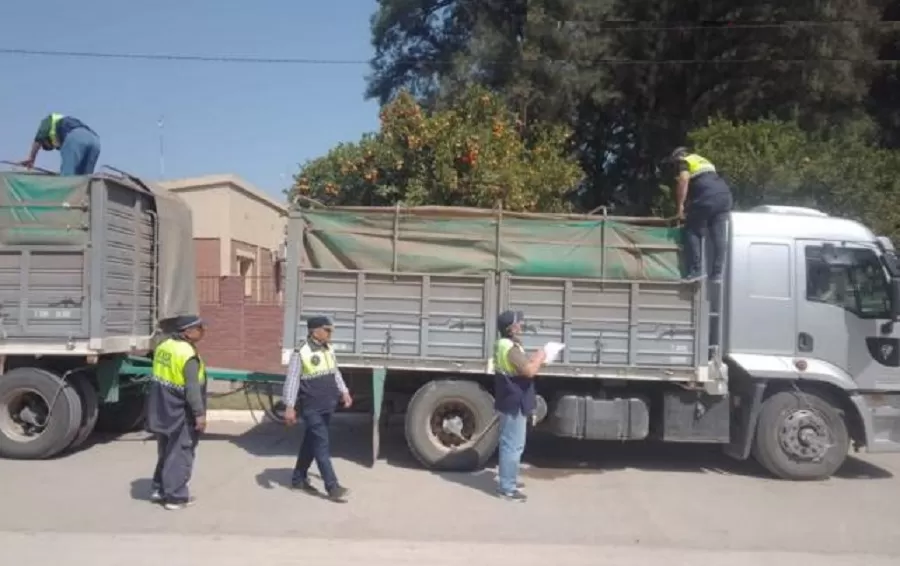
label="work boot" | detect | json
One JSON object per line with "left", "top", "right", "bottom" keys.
{"left": 327, "top": 485, "right": 350, "bottom": 502}
{"left": 163, "top": 497, "right": 197, "bottom": 511}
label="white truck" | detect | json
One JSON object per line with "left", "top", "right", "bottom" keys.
{"left": 280, "top": 203, "right": 900, "bottom": 480}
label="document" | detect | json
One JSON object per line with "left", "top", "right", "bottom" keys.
{"left": 542, "top": 341, "right": 565, "bottom": 364}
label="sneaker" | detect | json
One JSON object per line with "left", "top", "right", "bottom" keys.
{"left": 149, "top": 490, "right": 163, "bottom": 503}
{"left": 327, "top": 485, "right": 350, "bottom": 502}
{"left": 497, "top": 489, "right": 528, "bottom": 502}
{"left": 292, "top": 480, "right": 319, "bottom": 495}
{"left": 163, "top": 497, "right": 196, "bottom": 511}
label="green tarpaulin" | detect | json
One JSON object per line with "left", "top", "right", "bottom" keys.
{"left": 297, "top": 206, "right": 683, "bottom": 280}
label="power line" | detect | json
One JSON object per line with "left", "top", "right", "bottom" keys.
{"left": 2, "top": 47, "right": 900, "bottom": 66}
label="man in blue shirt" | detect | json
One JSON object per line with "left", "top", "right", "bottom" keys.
{"left": 20, "top": 113, "right": 101, "bottom": 176}
{"left": 493, "top": 310, "right": 546, "bottom": 502}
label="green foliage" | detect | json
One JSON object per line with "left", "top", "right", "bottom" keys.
{"left": 689, "top": 118, "right": 900, "bottom": 240}
{"left": 290, "top": 86, "right": 582, "bottom": 212}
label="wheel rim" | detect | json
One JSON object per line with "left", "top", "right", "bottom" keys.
{"left": 0, "top": 387, "right": 50, "bottom": 443}
{"left": 427, "top": 398, "right": 478, "bottom": 451}
{"left": 778, "top": 408, "right": 833, "bottom": 462}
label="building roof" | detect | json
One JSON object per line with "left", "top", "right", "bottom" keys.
{"left": 158, "top": 174, "right": 288, "bottom": 214}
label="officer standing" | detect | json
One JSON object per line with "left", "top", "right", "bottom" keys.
{"left": 666, "top": 147, "right": 734, "bottom": 283}
{"left": 493, "top": 310, "right": 546, "bottom": 502}
{"left": 282, "top": 316, "right": 353, "bottom": 502}
{"left": 20, "top": 113, "right": 102, "bottom": 175}
{"left": 145, "top": 315, "right": 207, "bottom": 511}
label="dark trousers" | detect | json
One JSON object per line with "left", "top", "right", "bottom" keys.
{"left": 151, "top": 424, "right": 199, "bottom": 503}
{"left": 292, "top": 410, "right": 338, "bottom": 492}
{"left": 683, "top": 192, "right": 732, "bottom": 279}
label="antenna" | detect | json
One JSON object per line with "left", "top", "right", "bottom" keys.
{"left": 157, "top": 115, "right": 166, "bottom": 178}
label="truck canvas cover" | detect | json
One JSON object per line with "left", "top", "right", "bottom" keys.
{"left": 300, "top": 206, "right": 682, "bottom": 280}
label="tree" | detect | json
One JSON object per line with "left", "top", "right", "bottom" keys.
{"left": 686, "top": 118, "right": 900, "bottom": 241}
{"left": 289, "top": 86, "right": 583, "bottom": 212}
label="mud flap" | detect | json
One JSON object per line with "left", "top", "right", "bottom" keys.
{"left": 371, "top": 367, "right": 386, "bottom": 467}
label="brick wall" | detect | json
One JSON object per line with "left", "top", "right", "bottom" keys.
{"left": 197, "top": 276, "right": 285, "bottom": 373}
{"left": 194, "top": 238, "right": 221, "bottom": 276}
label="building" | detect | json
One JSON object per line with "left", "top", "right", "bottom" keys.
{"left": 158, "top": 174, "right": 288, "bottom": 302}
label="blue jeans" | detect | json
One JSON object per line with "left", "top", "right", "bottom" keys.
{"left": 60, "top": 127, "right": 101, "bottom": 175}
{"left": 293, "top": 410, "right": 338, "bottom": 491}
{"left": 497, "top": 410, "right": 528, "bottom": 494}
{"left": 683, "top": 192, "right": 732, "bottom": 279}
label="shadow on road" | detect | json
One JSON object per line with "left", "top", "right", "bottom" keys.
{"left": 198, "top": 414, "right": 894, "bottom": 496}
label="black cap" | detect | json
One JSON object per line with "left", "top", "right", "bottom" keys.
{"left": 173, "top": 314, "right": 204, "bottom": 332}
{"left": 497, "top": 310, "right": 523, "bottom": 334}
{"left": 307, "top": 316, "right": 333, "bottom": 331}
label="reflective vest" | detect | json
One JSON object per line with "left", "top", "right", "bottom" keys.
{"left": 493, "top": 337, "right": 536, "bottom": 415}
{"left": 47, "top": 113, "right": 65, "bottom": 149}
{"left": 152, "top": 338, "right": 206, "bottom": 389}
{"left": 294, "top": 341, "right": 341, "bottom": 411}
{"left": 683, "top": 153, "right": 716, "bottom": 178}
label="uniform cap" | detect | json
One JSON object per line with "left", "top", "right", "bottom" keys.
{"left": 497, "top": 310, "right": 524, "bottom": 333}
{"left": 307, "top": 316, "right": 333, "bottom": 330}
{"left": 173, "top": 314, "right": 204, "bottom": 331}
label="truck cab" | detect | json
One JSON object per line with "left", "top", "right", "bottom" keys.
{"left": 723, "top": 205, "right": 900, "bottom": 477}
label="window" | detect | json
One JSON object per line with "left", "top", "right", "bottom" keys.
{"left": 238, "top": 257, "right": 254, "bottom": 297}
{"left": 805, "top": 245, "right": 891, "bottom": 319}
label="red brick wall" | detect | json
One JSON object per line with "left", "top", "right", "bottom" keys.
{"left": 194, "top": 238, "right": 221, "bottom": 276}
{"left": 197, "top": 276, "right": 285, "bottom": 373}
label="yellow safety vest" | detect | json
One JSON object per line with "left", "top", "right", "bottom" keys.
{"left": 494, "top": 337, "right": 522, "bottom": 375}
{"left": 297, "top": 342, "right": 337, "bottom": 379}
{"left": 47, "top": 113, "right": 65, "bottom": 149}
{"left": 152, "top": 338, "right": 206, "bottom": 389}
{"left": 683, "top": 153, "right": 716, "bottom": 178}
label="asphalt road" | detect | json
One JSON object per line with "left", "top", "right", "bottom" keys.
{"left": 2, "top": 415, "right": 899, "bottom": 565}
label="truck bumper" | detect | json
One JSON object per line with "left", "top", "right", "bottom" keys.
{"left": 852, "top": 392, "right": 900, "bottom": 453}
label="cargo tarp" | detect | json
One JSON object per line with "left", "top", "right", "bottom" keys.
{"left": 0, "top": 171, "right": 197, "bottom": 320}
{"left": 299, "top": 207, "right": 683, "bottom": 280}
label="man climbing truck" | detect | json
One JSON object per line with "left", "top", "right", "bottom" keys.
{"left": 281, "top": 203, "right": 900, "bottom": 481}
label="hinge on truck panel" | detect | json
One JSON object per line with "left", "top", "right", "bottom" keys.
{"left": 381, "top": 327, "right": 394, "bottom": 356}
{"left": 593, "top": 337, "right": 603, "bottom": 364}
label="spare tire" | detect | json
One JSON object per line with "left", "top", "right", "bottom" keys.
{"left": 0, "top": 367, "right": 83, "bottom": 460}
{"left": 405, "top": 380, "right": 500, "bottom": 471}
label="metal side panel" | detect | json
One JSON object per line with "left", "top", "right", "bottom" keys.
{"left": 295, "top": 269, "right": 491, "bottom": 363}
{"left": 100, "top": 180, "right": 155, "bottom": 338}
{"left": 504, "top": 275, "right": 700, "bottom": 371}
{"left": 0, "top": 247, "right": 88, "bottom": 339}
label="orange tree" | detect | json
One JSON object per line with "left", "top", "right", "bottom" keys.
{"left": 289, "top": 86, "right": 582, "bottom": 212}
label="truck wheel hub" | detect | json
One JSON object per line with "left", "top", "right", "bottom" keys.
{"left": 0, "top": 389, "right": 49, "bottom": 442}
{"left": 429, "top": 401, "right": 475, "bottom": 450}
{"left": 779, "top": 409, "right": 830, "bottom": 461}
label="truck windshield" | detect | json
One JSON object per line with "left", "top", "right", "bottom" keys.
{"left": 805, "top": 245, "right": 892, "bottom": 319}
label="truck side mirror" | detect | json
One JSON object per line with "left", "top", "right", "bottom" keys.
{"left": 892, "top": 278, "right": 900, "bottom": 321}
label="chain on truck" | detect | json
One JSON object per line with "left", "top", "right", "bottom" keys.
{"left": 2, "top": 170, "right": 899, "bottom": 481}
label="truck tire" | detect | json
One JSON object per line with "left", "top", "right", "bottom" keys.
{"left": 66, "top": 374, "right": 100, "bottom": 451}
{"left": 405, "top": 380, "right": 500, "bottom": 472}
{"left": 95, "top": 388, "right": 146, "bottom": 434}
{"left": 0, "top": 367, "right": 83, "bottom": 460}
{"left": 751, "top": 389, "right": 850, "bottom": 481}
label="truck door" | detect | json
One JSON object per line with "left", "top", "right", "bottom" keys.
{"left": 796, "top": 241, "right": 900, "bottom": 391}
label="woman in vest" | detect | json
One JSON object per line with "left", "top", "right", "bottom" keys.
{"left": 493, "top": 310, "right": 547, "bottom": 502}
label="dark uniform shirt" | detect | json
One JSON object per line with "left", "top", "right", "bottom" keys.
{"left": 34, "top": 115, "right": 94, "bottom": 150}
{"left": 494, "top": 337, "right": 537, "bottom": 415}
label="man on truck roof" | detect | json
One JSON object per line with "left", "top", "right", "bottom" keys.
{"left": 665, "top": 147, "right": 733, "bottom": 284}
{"left": 19, "top": 113, "right": 101, "bottom": 176}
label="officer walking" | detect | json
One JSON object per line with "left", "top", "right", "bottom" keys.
{"left": 493, "top": 310, "right": 546, "bottom": 502}
{"left": 666, "top": 147, "right": 734, "bottom": 283}
{"left": 20, "top": 113, "right": 102, "bottom": 175}
{"left": 282, "top": 316, "right": 353, "bottom": 502}
{"left": 145, "top": 315, "right": 208, "bottom": 511}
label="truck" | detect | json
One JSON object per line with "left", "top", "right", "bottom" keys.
{"left": 280, "top": 203, "right": 900, "bottom": 481}
{"left": 0, "top": 169, "right": 198, "bottom": 459}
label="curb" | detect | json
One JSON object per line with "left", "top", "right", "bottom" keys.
{"left": 205, "top": 410, "right": 276, "bottom": 424}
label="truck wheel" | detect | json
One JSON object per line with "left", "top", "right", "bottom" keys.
{"left": 405, "top": 380, "right": 500, "bottom": 471}
{"left": 95, "top": 388, "right": 146, "bottom": 434}
{"left": 752, "top": 390, "right": 850, "bottom": 481}
{"left": 0, "top": 367, "right": 83, "bottom": 460}
{"left": 66, "top": 374, "right": 100, "bottom": 451}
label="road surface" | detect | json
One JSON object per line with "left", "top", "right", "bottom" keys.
{"left": 1, "top": 416, "right": 899, "bottom": 565}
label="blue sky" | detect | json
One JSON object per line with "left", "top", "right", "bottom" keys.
{"left": 0, "top": 1, "right": 381, "bottom": 200}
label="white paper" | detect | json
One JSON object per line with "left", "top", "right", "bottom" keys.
{"left": 542, "top": 341, "right": 566, "bottom": 364}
